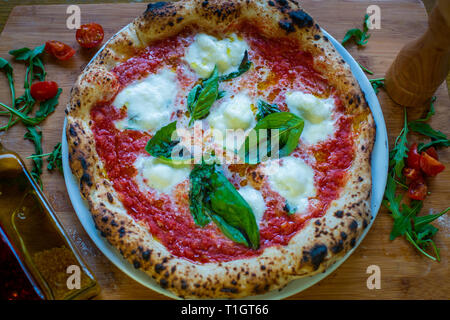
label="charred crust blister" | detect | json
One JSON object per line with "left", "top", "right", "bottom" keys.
{"left": 308, "top": 244, "right": 328, "bottom": 270}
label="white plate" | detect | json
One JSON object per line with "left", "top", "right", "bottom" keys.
{"left": 62, "top": 29, "right": 389, "bottom": 300}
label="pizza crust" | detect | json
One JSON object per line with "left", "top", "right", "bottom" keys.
{"left": 66, "top": 0, "right": 375, "bottom": 298}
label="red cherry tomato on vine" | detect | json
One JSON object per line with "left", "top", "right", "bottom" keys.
{"left": 45, "top": 40, "right": 76, "bottom": 61}
{"left": 30, "top": 81, "right": 58, "bottom": 101}
{"left": 76, "top": 23, "right": 104, "bottom": 48}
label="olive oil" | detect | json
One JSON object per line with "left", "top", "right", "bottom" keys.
{"left": 0, "top": 143, "right": 99, "bottom": 300}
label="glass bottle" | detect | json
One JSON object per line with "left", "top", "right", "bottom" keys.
{"left": 0, "top": 142, "right": 100, "bottom": 300}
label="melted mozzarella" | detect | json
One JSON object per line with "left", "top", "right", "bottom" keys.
{"left": 238, "top": 185, "right": 266, "bottom": 224}
{"left": 286, "top": 91, "right": 335, "bottom": 144}
{"left": 208, "top": 93, "right": 255, "bottom": 132}
{"left": 264, "top": 157, "right": 316, "bottom": 214}
{"left": 184, "top": 33, "right": 248, "bottom": 78}
{"left": 134, "top": 156, "right": 190, "bottom": 194}
{"left": 207, "top": 93, "right": 255, "bottom": 153}
{"left": 114, "top": 68, "right": 178, "bottom": 132}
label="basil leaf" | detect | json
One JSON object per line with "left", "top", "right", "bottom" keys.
{"left": 145, "top": 121, "right": 183, "bottom": 162}
{"left": 189, "top": 66, "right": 219, "bottom": 125}
{"left": 239, "top": 112, "right": 304, "bottom": 164}
{"left": 219, "top": 50, "right": 252, "bottom": 81}
{"left": 256, "top": 99, "right": 280, "bottom": 121}
{"left": 187, "top": 84, "right": 202, "bottom": 114}
{"left": 189, "top": 163, "right": 260, "bottom": 249}
{"left": 210, "top": 214, "right": 249, "bottom": 247}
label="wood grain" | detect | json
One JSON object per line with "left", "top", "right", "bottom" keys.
{"left": 0, "top": 1, "right": 448, "bottom": 300}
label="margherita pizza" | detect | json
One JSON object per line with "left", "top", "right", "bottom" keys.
{"left": 66, "top": 0, "right": 375, "bottom": 298}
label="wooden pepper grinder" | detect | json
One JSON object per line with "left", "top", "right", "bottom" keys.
{"left": 385, "top": 0, "right": 450, "bottom": 107}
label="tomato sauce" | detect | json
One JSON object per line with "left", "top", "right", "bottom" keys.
{"left": 91, "top": 28, "right": 354, "bottom": 263}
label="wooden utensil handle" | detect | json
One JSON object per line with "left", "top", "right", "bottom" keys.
{"left": 385, "top": 0, "right": 450, "bottom": 107}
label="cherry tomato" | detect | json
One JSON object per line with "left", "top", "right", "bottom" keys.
{"left": 45, "top": 40, "right": 76, "bottom": 60}
{"left": 403, "top": 167, "right": 423, "bottom": 181}
{"left": 406, "top": 143, "right": 421, "bottom": 170}
{"left": 76, "top": 23, "right": 104, "bottom": 49}
{"left": 425, "top": 147, "right": 439, "bottom": 160}
{"left": 30, "top": 81, "right": 58, "bottom": 101}
{"left": 420, "top": 152, "right": 445, "bottom": 177}
{"left": 408, "top": 180, "right": 428, "bottom": 200}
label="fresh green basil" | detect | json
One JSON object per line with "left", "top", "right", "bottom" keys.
{"left": 219, "top": 50, "right": 252, "bottom": 81}
{"left": 189, "top": 163, "right": 260, "bottom": 249}
{"left": 239, "top": 112, "right": 304, "bottom": 164}
{"left": 145, "top": 121, "right": 184, "bottom": 162}
{"left": 256, "top": 99, "right": 280, "bottom": 121}
{"left": 188, "top": 66, "right": 220, "bottom": 125}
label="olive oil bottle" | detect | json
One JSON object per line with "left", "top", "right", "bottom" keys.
{"left": 0, "top": 142, "right": 99, "bottom": 300}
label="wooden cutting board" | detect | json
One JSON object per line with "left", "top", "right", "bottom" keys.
{"left": 0, "top": 1, "right": 448, "bottom": 300}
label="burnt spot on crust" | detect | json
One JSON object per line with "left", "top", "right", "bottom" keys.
{"left": 145, "top": 2, "right": 169, "bottom": 14}
{"left": 142, "top": 249, "right": 152, "bottom": 261}
{"left": 334, "top": 210, "right": 344, "bottom": 218}
{"left": 331, "top": 240, "right": 344, "bottom": 254}
{"left": 308, "top": 244, "right": 328, "bottom": 270}
{"left": 69, "top": 125, "right": 77, "bottom": 137}
{"left": 80, "top": 173, "right": 93, "bottom": 187}
{"left": 118, "top": 226, "right": 126, "bottom": 238}
{"left": 160, "top": 278, "right": 169, "bottom": 289}
{"left": 350, "top": 237, "right": 356, "bottom": 247}
{"left": 107, "top": 192, "right": 114, "bottom": 203}
{"left": 340, "top": 231, "right": 348, "bottom": 240}
{"left": 268, "top": 0, "right": 275, "bottom": 6}
{"left": 314, "top": 34, "right": 321, "bottom": 40}
{"left": 133, "top": 260, "right": 141, "bottom": 269}
{"left": 349, "top": 219, "right": 358, "bottom": 232}
{"left": 155, "top": 263, "right": 166, "bottom": 274}
{"left": 279, "top": 20, "right": 295, "bottom": 33}
{"left": 220, "top": 287, "right": 239, "bottom": 294}
{"left": 276, "top": 0, "right": 288, "bottom": 6}
{"left": 289, "top": 10, "right": 314, "bottom": 28}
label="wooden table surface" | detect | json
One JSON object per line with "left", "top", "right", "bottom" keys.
{"left": 0, "top": 1, "right": 449, "bottom": 300}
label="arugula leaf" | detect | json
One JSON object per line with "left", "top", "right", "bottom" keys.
{"left": 389, "top": 109, "right": 409, "bottom": 178}
{"left": 342, "top": 14, "right": 371, "bottom": 46}
{"left": 358, "top": 62, "right": 373, "bottom": 75}
{"left": 189, "top": 162, "right": 260, "bottom": 249}
{"left": 24, "top": 125, "right": 43, "bottom": 188}
{"left": 256, "top": 99, "right": 280, "bottom": 121}
{"left": 189, "top": 66, "right": 220, "bottom": 125}
{"left": 240, "top": 112, "right": 304, "bottom": 164}
{"left": 0, "top": 88, "right": 61, "bottom": 126}
{"left": 0, "top": 57, "right": 16, "bottom": 117}
{"left": 369, "top": 78, "right": 385, "bottom": 95}
{"left": 145, "top": 121, "right": 189, "bottom": 163}
{"left": 219, "top": 50, "right": 252, "bottom": 81}
{"left": 414, "top": 207, "right": 449, "bottom": 230}
{"left": 9, "top": 45, "right": 45, "bottom": 61}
